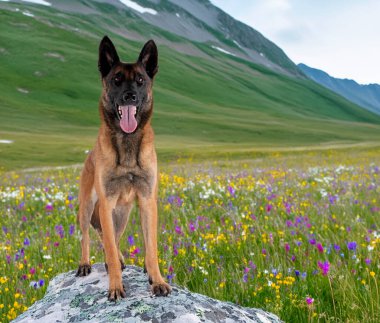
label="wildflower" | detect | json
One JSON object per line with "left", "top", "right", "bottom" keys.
{"left": 316, "top": 243, "right": 324, "bottom": 253}
{"left": 69, "top": 224, "right": 75, "bottom": 236}
{"left": 39, "top": 279, "right": 44, "bottom": 287}
{"left": 294, "top": 270, "right": 300, "bottom": 277}
{"left": 370, "top": 271, "right": 375, "bottom": 277}
{"left": 168, "top": 195, "right": 183, "bottom": 207}
{"left": 55, "top": 225, "right": 64, "bottom": 238}
{"left": 306, "top": 297, "right": 314, "bottom": 305}
{"left": 309, "top": 239, "right": 316, "bottom": 245}
{"left": 347, "top": 241, "right": 357, "bottom": 251}
{"left": 128, "top": 235, "right": 134, "bottom": 245}
{"left": 175, "top": 226, "right": 182, "bottom": 235}
{"left": 45, "top": 204, "right": 54, "bottom": 212}
{"left": 365, "top": 258, "right": 371, "bottom": 265}
{"left": 21, "top": 215, "right": 27, "bottom": 222}
{"left": 227, "top": 185, "right": 235, "bottom": 197}
{"left": 318, "top": 261, "right": 330, "bottom": 276}
{"left": 23, "top": 238, "right": 30, "bottom": 246}
{"left": 284, "top": 243, "right": 290, "bottom": 253}
{"left": 131, "top": 247, "right": 140, "bottom": 256}
{"left": 188, "top": 222, "right": 196, "bottom": 232}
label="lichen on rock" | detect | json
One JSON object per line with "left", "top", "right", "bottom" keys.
{"left": 13, "top": 263, "right": 281, "bottom": 322}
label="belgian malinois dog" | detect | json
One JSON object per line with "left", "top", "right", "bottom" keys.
{"left": 76, "top": 36, "right": 171, "bottom": 301}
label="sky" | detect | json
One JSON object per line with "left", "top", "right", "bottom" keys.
{"left": 211, "top": 0, "right": 380, "bottom": 85}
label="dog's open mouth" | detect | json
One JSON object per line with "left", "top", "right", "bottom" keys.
{"left": 117, "top": 105, "right": 137, "bottom": 133}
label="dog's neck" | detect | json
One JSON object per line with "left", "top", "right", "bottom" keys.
{"left": 98, "top": 99, "right": 154, "bottom": 168}
{"left": 107, "top": 123, "right": 152, "bottom": 168}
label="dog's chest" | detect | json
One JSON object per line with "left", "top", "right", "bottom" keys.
{"left": 104, "top": 167, "right": 152, "bottom": 198}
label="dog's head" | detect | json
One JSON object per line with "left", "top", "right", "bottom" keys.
{"left": 98, "top": 36, "right": 158, "bottom": 134}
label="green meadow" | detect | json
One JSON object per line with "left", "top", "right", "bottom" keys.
{"left": 1, "top": 6, "right": 380, "bottom": 170}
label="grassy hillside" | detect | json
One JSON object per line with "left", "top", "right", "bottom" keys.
{"left": 0, "top": 3, "right": 380, "bottom": 170}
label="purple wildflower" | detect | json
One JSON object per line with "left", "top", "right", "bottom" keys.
{"left": 69, "top": 224, "right": 75, "bottom": 236}
{"left": 23, "top": 238, "right": 30, "bottom": 246}
{"left": 347, "top": 241, "right": 357, "bottom": 251}
{"left": 175, "top": 226, "right": 182, "bottom": 235}
{"left": 316, "top": 243, "right": 324, "bottom": 253}
{"left": 128, "top": 235, "right": 134, "bottom": 245}
{"left": 55, "top": 225, "right": 64, "bottom": 239}
{"left": 227, "top": 185, "right": 235, "bottom": 197}
{"left": 306, "top": 297, "right": 314, "bottom": 305}
{"left": 45, "top": 204, "right": 54, "bottom": 212}
{"left": 318, "top": 261, "right": 330, "bottom": 276}
{"left": 309, "top": 239, "right": 316, "bottom": 245}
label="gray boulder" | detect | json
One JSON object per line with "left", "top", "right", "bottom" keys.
{"left": 13, "top": 263, "right": 281, "bottom": 323}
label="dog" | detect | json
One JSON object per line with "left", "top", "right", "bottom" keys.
{"left": 76, "top": 36, "right": 171, "bottom": 301}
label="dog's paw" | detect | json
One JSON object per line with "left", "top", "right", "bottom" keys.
{"left": 108, "top": 284, "right": 126, "bottom": 302}
{"left": 151, "top": 281, "right": 172, "bottom": 297}
{"left": 76, "top": 264, "right": 91, "bottom": 277}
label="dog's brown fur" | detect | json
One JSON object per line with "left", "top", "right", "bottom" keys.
{"left": 76, "top": 36, "right": 171, "bottom": 301}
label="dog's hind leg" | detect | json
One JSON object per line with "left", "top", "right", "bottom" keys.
{"left": 103, "top": 204, "right": 133, "bottom": 272}
{"left": 76, "top": 154, "right": 97, "bottom": 277}
{"left": 114, "top": 204, "right": 133, "bottom": 270}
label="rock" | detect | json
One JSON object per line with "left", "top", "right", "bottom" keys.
{"left": 13, "top": 263, "right": 281, "bottom": 323}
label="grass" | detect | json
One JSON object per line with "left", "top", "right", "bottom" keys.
{"left": 1, "top": 149, "right": 379, "bottom": 322}
{"left": 1, "top": 4, "right": 380, "bottom": 170}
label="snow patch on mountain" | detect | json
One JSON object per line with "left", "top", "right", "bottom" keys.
{"left": 22, "top": 11, "right": 34, "bottom": 17}
{"left": 21, "top": 0, "right": 51, "bottom": 6}
{"left": 211, "top": 45, "right": 236, "bottom": 57}
{"left": 119, "top": 0, "right": 157, "bottom": 15}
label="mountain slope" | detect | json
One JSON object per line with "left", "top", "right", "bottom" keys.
{"left": 299, "top": 63, "right": 380, "bottom": 115}
{"left": 0, "top": 1, "right": 380, "bottom": 170}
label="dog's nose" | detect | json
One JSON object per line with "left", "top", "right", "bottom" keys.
{"left": 123, "top": 92, "right": 137, "bottom": 102}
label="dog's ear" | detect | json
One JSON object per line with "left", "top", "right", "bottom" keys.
{"left": 98, "top": 36, "right": 120, "bottom": 78}
{"left": 138, "top": 40, "right": 158, "bottom": 79}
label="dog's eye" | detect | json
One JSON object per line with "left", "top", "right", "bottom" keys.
{"left": 136, "top": 76, "right": 144, "bottom": 85}
{"left": 113, "top": 75, "right": 122, "bottom": 86}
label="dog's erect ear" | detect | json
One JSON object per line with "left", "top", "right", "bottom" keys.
{"left": 98, "top": 36, "right": 120, "bottom": 78}
{"left": 138, "top": 40, "right": 158, "bottom": 79}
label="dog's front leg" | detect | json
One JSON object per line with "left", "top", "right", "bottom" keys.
{"left": 138, "top": 194, "right": 171, "bottom": 296}
{"left": 99, "top": 197, "right": 126, "bottom": 301}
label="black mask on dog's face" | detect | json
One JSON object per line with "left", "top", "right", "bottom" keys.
{"left": 98, "top": 36, "right": 158, "bottom": 134}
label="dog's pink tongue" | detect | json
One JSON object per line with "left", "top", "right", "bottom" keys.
{"left": 120, "top": 105, "right": 137, "bottom": 133}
